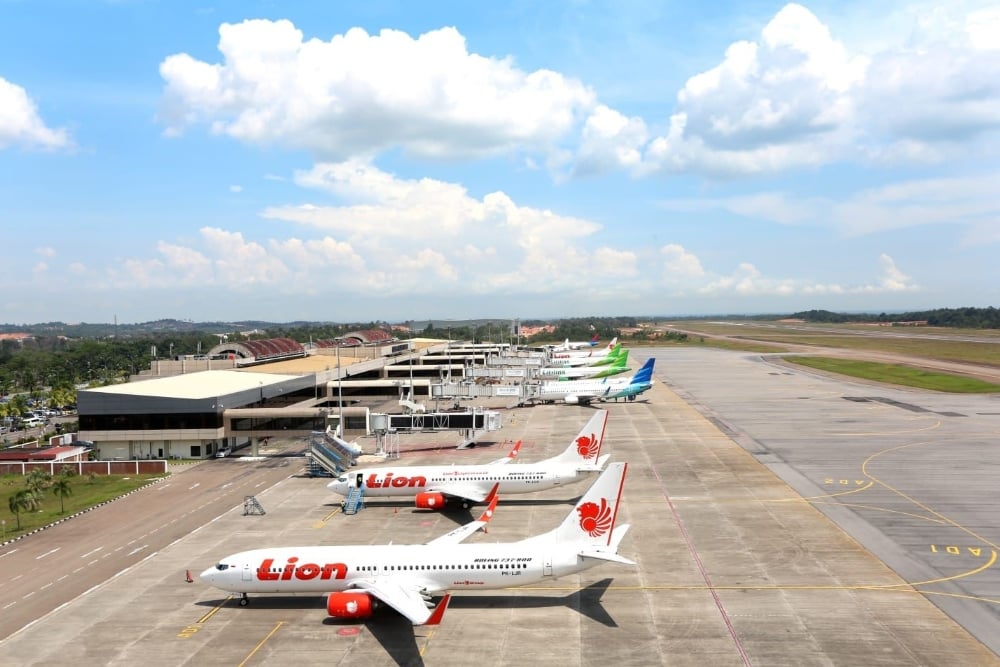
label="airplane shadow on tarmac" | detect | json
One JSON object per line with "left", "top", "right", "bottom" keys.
{"left": 199, "top": 579, "right": 619, "bottom": 667}
{"left": 323, "top": 497, "right": 581, "bottom": 526}
{"left": 357, "top": 578, "right": 619, "bottom": 667}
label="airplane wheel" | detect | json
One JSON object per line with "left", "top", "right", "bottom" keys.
{"left": 239, "top": 595, "right": 249, "bottom": 607}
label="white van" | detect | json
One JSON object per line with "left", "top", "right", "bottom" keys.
{"left": 22, "top": 417, "right": 45, "bottom": 429}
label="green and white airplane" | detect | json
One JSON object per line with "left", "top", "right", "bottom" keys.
{"left": 537, "top": 349, "right": 630, "bottom": 380}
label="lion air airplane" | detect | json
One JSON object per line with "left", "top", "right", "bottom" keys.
{"left": 200, "top": 462, "right": 632, "bottom": 625}
{"left": 550, "top": 337, "right": 618, "bottom": 361}
{"left": 327, "top": 410, "right": 610, "bottom": 509}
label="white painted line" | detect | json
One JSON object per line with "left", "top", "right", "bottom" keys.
{"left": 80, "top": 547, "right": 104, "bottom": 558}
{"left": 36, "top": 547, "right": 61, "bottom": 560}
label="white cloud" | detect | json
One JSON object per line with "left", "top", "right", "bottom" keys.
{"left": 640, "top": 4, "right": 867, "bottom": 176}
{"left": 660, "top": 244, "right": 706, "bottom": 286}
{"left": 633, "top": 3, "right": 1000, "bottom": 176}
{"left": 159, "top": 20, "right": 595, "bottom": 161}
{"left": 114, "top": 161, "right": 658, "bottom": 299}
{"left": 575, "top": 105, "right": 648, "bottom": 175}
{"left": 828, "top": 173, "right": 1000, "bottom": 239}
{"left": 0, "top": 75, "right": 72, "bottom": 151}
{"left": 658, "top": 171, "right": 1000, "bottom": 243}
{"left": 229, "top": 185, "right": 243, "bottom": 193}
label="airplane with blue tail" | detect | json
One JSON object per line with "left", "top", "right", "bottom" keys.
{"left": 535, "top": 357, "right": 656, "bottom": 405}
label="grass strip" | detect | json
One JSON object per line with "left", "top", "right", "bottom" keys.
{"left": 784, "top": 356, "right": 1000, "bottom": 393}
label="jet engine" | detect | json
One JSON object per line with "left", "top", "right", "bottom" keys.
{"left": 327, "top": 591, "right": 376, "bottom": 619}
{"left": 564, "top": 395, "right": 580, "bottom": 404}
{"left": 415, "top": 491, "right": 447, "bottom": 509}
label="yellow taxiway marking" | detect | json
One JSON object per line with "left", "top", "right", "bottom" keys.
{"left": 238, "top": 621, "right": 285, "bottom": 667}
{"left": 196, "top": 597, "right": 229, "bottom": 624}
{"left": 862, "top": 441, "right": 1000, "bottom": 552}
{"left": 314, "top": 506, "right": 343, "bottom": 527}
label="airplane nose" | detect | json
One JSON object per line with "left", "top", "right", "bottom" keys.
{"left": 199, "top": 567, "right": 217, "bottom": 583}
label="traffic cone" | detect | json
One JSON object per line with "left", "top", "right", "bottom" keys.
{"left": 185, "top": 569, "right": 193, "bottom": 583}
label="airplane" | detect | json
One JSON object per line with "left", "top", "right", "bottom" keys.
{"left": 549, "top": 334, "right": 600, "bottom": 351}
{"left": 200, "top": 462, "right": 632, "bottom": 625}
{"left": 550, "top": 337, "right": 618, "bottom": 361}
{"left": 548, "top": 343, "right": 626, "bottom": 368}
{"left": 535, "top": 357, "right": 656, "bottom": 405}
{"left": 327, "top": 410, "right": 610, "bottom": 509}
{"left": 537, "top": 350, "right": 630, "bottom": 380}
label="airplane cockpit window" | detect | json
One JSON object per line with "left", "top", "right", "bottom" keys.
{"left": 337, "top": 476, "right": 347, "bottom": 483}
{"left": 215, "top": 563, "right": 230, "bottom": 571}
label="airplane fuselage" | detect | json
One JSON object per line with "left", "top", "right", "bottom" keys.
{"left": 202, "top": 542, "right": 595, "bottom": 596}
{"left": 329, "top": 464, "right": 589, "bottom": 499}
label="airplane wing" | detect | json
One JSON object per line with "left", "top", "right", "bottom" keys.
{"left": 425, "top": 494, "right": 498, "bottom": 546}
{"left": 348, "top": 578, "right": 438, "bottom": 625}
{"left": 426, "top": 480, "right": 498, "bottom": 504}
{"left": 489, "top": 439, "right": 521, "bottom": 464}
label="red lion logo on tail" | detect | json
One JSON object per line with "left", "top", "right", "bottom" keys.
{"left": 576, "top": 433, "right": 599, "bottom": 459}
{"left": 577, "top": 497, "right": 612, "bottom": 537}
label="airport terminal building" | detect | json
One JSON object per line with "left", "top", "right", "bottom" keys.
{"left": 77, "top": 370, "right": 316, "bottom": 460}
{"left": 72, "top": 334, "right": 504, "bottom": 461}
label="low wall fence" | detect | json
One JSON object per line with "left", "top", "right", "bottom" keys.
{"left": 0, "top": 460, "right": 169, "bottom": 476}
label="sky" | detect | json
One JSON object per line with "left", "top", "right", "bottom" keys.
{"left": 2, "top": 0, "right": 999, "bottom": 325}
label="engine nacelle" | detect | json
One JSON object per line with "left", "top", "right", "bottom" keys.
{"left": 415, "top": 491, "right": 447, "bottom": 509}
{"left": 564, "top": 395, "right": 580, "bottom": 404}
{"left": 327, "top": 592, "right": 376, "bottom": 619}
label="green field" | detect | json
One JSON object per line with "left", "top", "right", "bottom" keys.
{"left": 783, "top": 356, "right": 1000, "bottom": 393}
{"left": 664, "top": 321, "right": 1000, "bottom": 367}
{"left": 1, "top": 472, "right": 168, "bottom": 541}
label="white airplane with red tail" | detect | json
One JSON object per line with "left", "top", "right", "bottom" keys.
{"left": 327, "top": 410, "right": 610, "bottom": 510}
{"left": 200, "top": 462, "right": 632, "bottom": 625}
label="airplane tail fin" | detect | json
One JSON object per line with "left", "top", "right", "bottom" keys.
{"left": 604, "top": 336, "right": 618, "bottom": 350}
{"left": 528, "top": 462, "right": 628, "bottom": 547}
{"left": 629, "top": 358, "right": 656, "bottom": 385}
{"left": 545, "top": 409, "right": 608, "bottom": 467}
{"left": 589, "top": 334, "right": 599, "bottom": 346}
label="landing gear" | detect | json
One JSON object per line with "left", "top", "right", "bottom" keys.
{"left": 239, "top": 593, "right": 249, "bottom": 607}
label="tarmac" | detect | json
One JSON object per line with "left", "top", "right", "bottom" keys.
{"left": 1, "top": 346, "right": 998, "bottom": 666}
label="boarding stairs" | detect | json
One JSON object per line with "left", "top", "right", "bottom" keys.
{"left": 243, "top": 495, "right": 265, "bottom": 516}
{"left": 342, "top": 486, "right": 365, "bottom": 515}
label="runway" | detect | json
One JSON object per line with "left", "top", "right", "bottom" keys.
{"left": 1, "top": 346, "right": 997, "bottom": 665}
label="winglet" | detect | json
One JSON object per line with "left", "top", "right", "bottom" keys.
{"left": 477, "top": 491, "right": 499, "bottom": 522}
{"left": 424, "top": 594, "right": 451, "bottom": 626}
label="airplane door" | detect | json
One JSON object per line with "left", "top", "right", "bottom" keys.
{"left": 356, "top": 473, "right": 364, "bottom": 488}
{"left": 242, "top": 563, "right": 253, "bottom": 582}
{"left": 543, "top": 554, "right": 553, "bottom": 577}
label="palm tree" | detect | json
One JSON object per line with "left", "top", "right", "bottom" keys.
{"left": 8, "top": 489, "right": 40, "bottom": 531}
{"left": 25, "top": 469, "right": 51, "bottom": 495}
{"left": 51, "top": 478, "right": 73, "bottom": 514}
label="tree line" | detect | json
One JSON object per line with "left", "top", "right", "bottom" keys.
{"left": 788, "top": 307, "right": 1000, "bottom": 328}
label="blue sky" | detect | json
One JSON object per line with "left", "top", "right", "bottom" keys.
{"left": 2, "top": 0, "right": 999, "bottom": 324}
